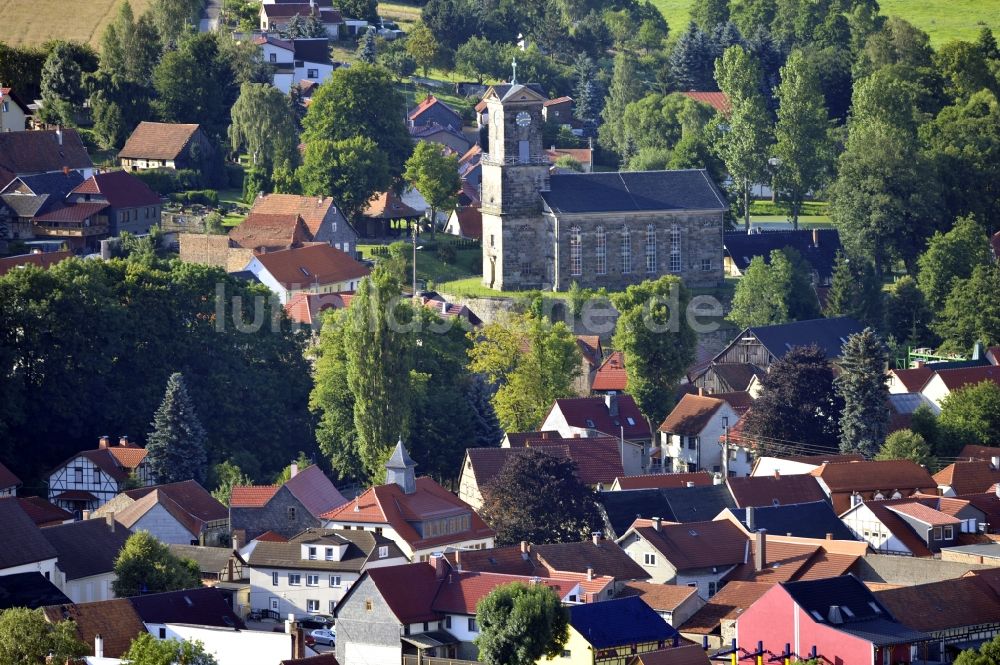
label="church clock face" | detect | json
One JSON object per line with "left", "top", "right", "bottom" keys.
{"left": 516, "top": 111, "right": 531, "bottom": 127}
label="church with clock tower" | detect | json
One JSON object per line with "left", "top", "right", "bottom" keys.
{"left": 479, "top": 82, "right": 727, "bottom": 292}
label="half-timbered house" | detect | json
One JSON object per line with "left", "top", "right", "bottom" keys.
{"left": 46, "top": 436, "right": 152, "bottom": 516}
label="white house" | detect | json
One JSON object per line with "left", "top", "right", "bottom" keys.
{"left": 41, "top": 516, "right": 131, "bottom": 603}
{"left": 539, "top": 394, "right": 649, "bottom": 475}
{"left": 0, "top": 86, "right": 29, "bottom": 132}
{"left": 253, "top": 36, "right": 335, "bottom": 94}
{"left": 246, "top": 528, "right": 407, "bottom": 617}
{"left": 657, "top": 392, "right": 746, "bottom": 476}
{"left": 839, "top": 498, "right": 964, "bottom": 557}
{"left": 259, "top": 3, "right": 343, "bottom": 38}
{"left": 244, "top": 243, "right": 369, "bottom": 305}
{"left": 920, "top": 366, "right": 1000, "bottom": 412}
{"left": 46, "top": 436, "right": 152, "bottom": 515}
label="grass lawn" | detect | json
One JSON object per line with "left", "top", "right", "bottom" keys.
{"left": 0, "top": 0, "right": 155, "bottom": 47}
{"left": 749, "top": 215, "right": 833, "bottom": 228}
{"left": 646, "top": 0, "right": 693, "bottom": 32}
{"left": 359, "top": 236, "right": 482, "bottom": 284}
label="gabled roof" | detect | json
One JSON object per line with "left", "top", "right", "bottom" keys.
{"left": 542, "top": 170, "right": 726, "bottom": 215}
{"left": 877, "top": 576, "right": 1000, "bottom": 633}
{"left": 549, "top": 395, "right": 650, "bottom": 439}
{"left": 0, "top": 250, "right": 72, "bottom": 277}
{"left": 543, "top": 96, "right": 573, "bottom": 107}
{"left": 680, "top": 91, "right": 731, "bottom": 114}
{"left": 730, "top": 317, "right": 864, "bottom": 363}
{"left": 930, "top": 365, "right": 1000, "bottom": 392}
{"left": 811, "top": 460, "right": 936, "bottom": 494}
{"left": 842, "top": 497, "right": 956, "bottom": 557}
{"left": 363, "top": 190, "right": 421, "bottom": 219}
{"left": 253, "top": 243, "right": 369, "bottom": 289}
{"left": 0, "top": 129, "right": 93, "bottom": 187}
{"left": 680, "top": 581, "right": 770, "bottom": 634}
{"left": 630, "top": 520, "right": 748, "bottom": 571}
{"left": 725, "top": 538, "right": 859, "bottom": 585}
{"left": 71, "top": 170, "right": 161, "bottom": 208}
{"left": 569, "top": 596, "right": 678, "bottom": 649}
{"left": 168, "top": 544, "right": 242, "bottom": 575}
{"left": 723, "top": 229, "right": 843, "bottom": 281}
{"left": 597, "top": 485, "right": 737, "bottom": 538}
{"left": 616, "top": 581, "right": 699, "bottom": 612}
{"left": 727, "top": 475, "right": 827, "bottom": 508}
{"left": 229, "top": 213, "right": 313, "bottom": 250}
{"left": 0, "top": 497, "right": 58, "bottom": 569}
{"left": 545, "top": 147, "right": 593, "bottom": 167}
{"left": 732, "top": 501, "right": 856, "bottom": 540}
{"left": 885, "top": 502, "right": 961, "bottom": 527}
{"left": 576, "top": 335, "right": 602, "bottom": 366}
{"left": 613, "top": 472, "right": 712, "bottom": 491}
{"left": 466, "top": 440, "right": 624, "bottom": 489}
{"left": 481, "top": 83, "right": 547, "bottom": 105}
{"left": 33, "top": 201, "right": 109, "bottom": 222}
{"left": 119, "top": 122, "right": 201, "bottom": 161}
{"left": 247, "top": 528, "right": 402, "bottom": 572}
{"left": 450, "top": 206, "right": 482, "bottom": 239}
{"left": 592, "top": 351, "right": 627, "bottom": 392}
{"left": 960, "top": 444, "right": 1000, "bottom": 462}
{"left": 251, "top": 193, "right": 340, "bottom": 239}
{"left": 0, "top": 86, "right": 30, "bottom": 115}
{"left": 534, "top": 539, "right": 650, "bottom": 581}
{"left": 129, "top": 587, "right": 245, "bottom": 629}
{"left": 1, "top": 170, "right": 85, "bottom": 218}
{"left": 114, "top": 480, "right": 227, "bottom": 535}
{"left": 17, "top": 496, "right": 73, "bottom": 526}
{"left": 284, "top": 292, "right": 349, "bottom": 327}
{"left": 292, "top": 38, "right": 332, "bottom": 64}
{"left": 658, "top": 393, "right": 726, "bottom": 436}
{"left": 43, "top": 598, "right": 146, "bottom": 658}
{"left": 283, "top": 464, "right": 348, "bottom": 517}
{"left": 934, "top": 460, "right": 1000, "bottom": 495}
{"left": 705, "top": 363, "right": 764, "bottom": 393}
{"left": 408, "top": 95, "right": 462, "bottom": 127}
{"left": 891, "top": 366, "right": 934, "bottom": 392}
{"left": 40, "top": 518, "right": 131, "bottom": 581}
{"left": 0, "top": 460, "right": 21, "bottom": 489}
{"left": 0, "top": 572, "right": 71, "bottom": 611}
{"left": 231, "top": 485, "right": 281, "bottom": 508}
{"left": 431, "top": 570, "right": 576, "bottom": 614}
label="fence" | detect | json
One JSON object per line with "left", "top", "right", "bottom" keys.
{"left": 401, "top": 656, "right": 482, "bottom": 665}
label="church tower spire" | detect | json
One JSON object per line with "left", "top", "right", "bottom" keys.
{"left": 385, "top": 438, "right": 417, "bottom": 494}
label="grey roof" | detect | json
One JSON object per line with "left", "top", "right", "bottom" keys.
{"left": 247, "top": 528, "right": 403, "bottom": 571}
{"left": 129, "top": 587, "right": 245, "bottom": 629}
{"left": 386, "top": 440, "right": 417, "bottom": 470}
{"left": 596, "top": 485, "right": 736, "bottom": 538}
{"left": 40, "top": 519, "right": 132, "bottom": 580}
{"left": 733, "top": 501, "right": 857, "bottom": 540}
{"left": 283, "top": 465, "right": 348, "bottom": 518}
{"left": 888, "top": 392, "right": 934, "bottom": 415}
{"left": 168, "top": 544, "right": 241, "bottom": 574}
{"left": 939, "top": 543, "right": 1000, "bottom": 558}
{"left": 488, "top": 83, "right": 546, "bottom": 101}
{"left": 0, "top": 171, "right": 84, "bottom": 218}
{"left": 0, "top": 572, "right": 72, "bottom": 610}
{"left": 737, "top": 317, "right": 865, "bottom": 362}
{"left": 724, "top": 229, "right": 843, "bottom": 281}
{"left": 0, "top": 497, "right": 58, "bottom": 570}
{"left": 292, "top": 38, "right": 331, "bottom": 64}
{"left": 541, "top": 170, "right": 727, "bottom": 215}
{"left": 835, "top": 618, "right": 931, "bottom": 647}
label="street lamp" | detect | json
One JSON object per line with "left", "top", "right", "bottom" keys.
{"left": 412, "top": 221, "right": 423, "bottom": 301}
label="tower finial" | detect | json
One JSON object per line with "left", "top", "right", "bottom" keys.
{"left": 511, "top": 57, "right": 518, "bottom": 85}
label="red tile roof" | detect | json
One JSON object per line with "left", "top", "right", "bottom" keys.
{"left": 632, "top": 520, "right": 748, "bottom": 571}
{"left": 231, "top": 485, "right": 280, "bottom": 508}
{"left": 33, "top": 201, "right": 109, "bottom": 222}
{"left": 543, "top": 96, "right": 573, "bottom": 107}
{"left": 680, "top": 581, "right": 770, "bottom": 634}
{"left": 255, "top": 530, "right": 289, "bottom": 542}
{"left": 363, "top": 190, "right": 421, "bottom": 219}
{"left": 658, "top": 393, "right": 725, "bottom": 436}
{"left": 119, "top": 122, "right": 201, "bottom": 161}
{"left": 49, "top": 442, "right": 148, "bottom": 483}
{"left": 934, "top": 460, "right": 1000, "bottom": 495}
{"left": 251, "top": 193, "right": 339, "bottom": 239}
{"left": 885, "top": 501, "right": 961, "bottom": 526}
{"left": 431, "top": 570, "right": 574, "bottom": 614}
{"left": 613, "top": 472, "right": 712, "bottom": 491}
{"left": 0, "top": 87, "right": 30, "bottom": 115}
{"left": 322, "top": 477, "right": 494, "bottom": 550}
{"left": 725, "top": 539, "right": 859, "bottom": 585}
{"left": 254, "top": 243, "right": 369, "bottom": 290}
{"left": 891, "top": 367, "right": 934, "bottom": 392}
{"left": 810, "top": 460, "right": 936, "bottom": 494}
{"left": 17, "top": 496, "right": 72, "bottom": 526}
{"left": 551, "top": 395, "right": 650, "bottom": 439}
{"left": 592, "top": 351, "right": 627, "bottom": 392}
{"left": 72, "top": 170, "right": 161, "bottom": 208}
{"left": 726, "top": 475, "right": 827, "bottom": 508}
{"left": 959, "top": 445, "right": 1000, "bottom": 462}
{"left": 680, "top": 91, "right": 731, "bottom": 115}
{"left": 450, "top": 206, "right": 482, "bottom": 239}
{"left": 42, "top": 599, "right": 146, "bottom": 658}
{"left": 467, "top": 443, "right": 623, "bottom": 489}
{"left": 0, "top": 461, "right": 21, "bottom": 489}
{"left": 0, "top": 250, "right": 72, "bottom": 276}
{"left": 932, "top": 365, "right": 1000, "bottom": 391}
{"left": 853, "top": 499, "right": 940, "bottom": 557}
{"left": 284, "top": 292, "right": 349, "bottom": 326}
{"left": 714, "top": 392, "right": 753, "bottom": 415}
{"left": 112, "top": 480, "right": 227, "bottom": 536}
{"left": 616, "top": 581, "right": 699, "bottom": 612}
{"left": 545, "top": 147, "right": 593, "bottom": 166}
{"left": 229, "top": 213, "right": 313, "bottom": 250}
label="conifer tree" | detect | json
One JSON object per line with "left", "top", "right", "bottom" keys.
{"left": 146, "top": 372, "right": 208, "bottom": 484}
{"left": 357, "top": 27, "right": 377, "bottom": 64}
{"left": 669, "top": 22, "right": 717, "bottom": 91}
{"left": 824, "top": 251, "right": 882, "bottom": 328}
{"left": 836, "top": 328, "right": 890, "bottom": 458}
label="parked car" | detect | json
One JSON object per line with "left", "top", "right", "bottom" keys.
{"left": 310, "top": 628, "right": 336, "bottom": 646}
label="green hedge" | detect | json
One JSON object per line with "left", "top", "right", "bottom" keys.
{"left": 134, "top": 168, "right": 203, "bottom": 195}
{"left": 169, "top": 190, "right": 219, "bottom": 206}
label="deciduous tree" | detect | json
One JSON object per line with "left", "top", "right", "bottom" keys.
{"left": 916, "top": 216, "right": 991, "bottom": 311}
{"left": 0, "top": 608, "right": 87, "bottom": 665}
{"left": 883, "top": 276, "right": 934, "bottom": 349}
{"left": 938, "top": 381, "right": 1000, "bottom": 456}
{"left": 476, "top": 582, "right": 570, "bottom": 665}
{"left": 728, "top": 248, "right": 819, "bottom": 329}
{"left": 404, "top": 141, "right": 459, "bottom": 237}
{"left": 875, "top": 429, "right": 934, "bottom": 467}
{"left": 836, "top": 328, "right": 890, "bottom": 458}
{"left": 229, "top": 82, "right": 300, "bottom": 183}
{"left": 934, "top": 263, "right": 1000, "bottom": 353}
{"left": 113, "top": 531, "right": 201, "bottom": 597}
{"left": 146, "top": 372, "right": 208, "bottom": 484}
{"left": 123, "top": 633, "right": 218, "bottom": 665}
{"left": 406, "top": 22, "right": 442, "bottom": 77}
{"left": 298, "top": 137, "right": 391, "bottom": 221}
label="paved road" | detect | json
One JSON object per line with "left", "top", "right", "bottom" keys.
{"left": 199, "top": 0, "right": 221, "bottom": 32}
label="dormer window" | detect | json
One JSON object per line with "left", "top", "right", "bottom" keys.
{"left": 308, "top": 546, "right": 317, "bottom": 560}
{"left": 378, "top": 546, "right": 388, "bottom": 559}
{"left": 325, "top": 547, "right": 334, "bottom": 560}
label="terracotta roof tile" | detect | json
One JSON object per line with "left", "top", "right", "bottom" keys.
{"left": 855, "top": 499, "right": 936, "bottom": 557}
{"left": 444, "top": 544, "right": 539, "bottom": 576}
{"left": 431, "top": 570, "right": 574, "bottom": 614}
{"left": 680, "top": 581, "right": 770, "bottom": 634}
{"left": 42, "top": 599, "right": 146, "bottom": 658}
{"left": 593, "top": 351, "right": 627, "bottom": 391}
{"left": 255, "top": 530, "right": 289, "bottom": 542}
{"left": 363, "top": 190, "right": 421, "bottom": 219}
{"left": 726, "top": 475, "right": 827, "bottom": 508}
{"left": 543, "top": 96, "right": 573, "bottom": 106}
{"left": 885, "top": 501, "right": 961, "bottom": 526}
{"left": 545, "top": 147, "right": 593, "bottom": 166}
{"left": 617, "top": 581, "right": 699, "bottom": 611}
{"left": 254, "top": 244, "right": 369, "bottom": 290}
{"left": 231, "top": 485, "right": 281, "bottom": 508}
{"left": 658, "top": 393, "right": 725, "bottom": 436}
{"left": 714, "top": 392, "right": 753, "bottom": 415}
{"left": 960, "top": 445, "right": 1000, "bottom": 462}
{"left": 877, "top": 577, "right": 1000, "bottom": 632}
{"left": 934, "top": 460, "right": 1000, "bottom": 495}
{"left": 0, "top": 250, "right": 72, "bottom": 277}
{"left": 33, "top": 201, "right": 109, "bottom": 222}
{"left": 251, "top": 193, "right": 339, "bottom": 238}
{"left": 105, "top": 444, "right": 148, "bottom": 469}
{"left": 933, "top": 365, "right": 1000, "bottom": 391}
{"left": 891, "top": 367, "right": 934, "bottom": 392}
{"left": 71, "top": 170, "right": 160, "bottom": 208}
{"left": 811, "top": 460, "right": 936, "bottom": 493}
{"left": 118, "top": 122, "right": 200, "bottom": 161}
{"left": 634, "top": 520, "right": 748, "bottom": 571}
{"left": 451, "top": 206, "right": 481, "bottom": 239}
{"left": 284, "top": 292, "right": 349, "bottom": 326}
{"left": 613, "top": 472, "right": 713, "bottom": 491}
{"left": 552, "top": 395, "right": 650, "bottom": 439}
{"left": 0, "top": 129, "right": 93, "bottom": 187}
{"left": 680, "top": 91, "right": 732, "bottom": 114}
{"left": 230, "top": 213, "right": 313, "bottom": 250}
{"left": 121, "top": 479, "right": 227, "bottom": 524}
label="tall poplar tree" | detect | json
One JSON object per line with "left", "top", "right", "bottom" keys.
{"left": 836, "top": 328, "right": 889, "bottom": 458}
{"left": 146, "top": 372, "right": 208, "bottom": 484}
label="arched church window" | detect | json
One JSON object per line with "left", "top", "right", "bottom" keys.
{"left": 621, "top": 226, "right": 632, "bottom": 274}
{"left": 645, "top": 224, "right": 657, "bottom": 273}
{"left": 596, "top": 226, "right": 607, "bottom": 275}
{"left": 570, "top": 227, "right": 582, "bottom": 277}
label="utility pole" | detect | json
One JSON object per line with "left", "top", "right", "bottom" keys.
{"left": 412, "top": 221, "right": 418, "bottom": 301}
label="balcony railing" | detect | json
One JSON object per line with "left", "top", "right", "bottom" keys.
{"left": 402, "top": 656, "right": 483, "bottom": 665}
{"left": 481, "top": 153, "right": 550, "bottom": 167}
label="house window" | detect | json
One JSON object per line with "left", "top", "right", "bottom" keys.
{"left": 467, "top": 618, "right": 478, "bottom": 633}
{"left": 365, "top": 599, "right": 373, "bottom": 612}
{"left": 643, "top": 553, "right": 656, "bottom": 566}
{"left": 621, "top": 226, "right": 632, "bottom": 274}
{"left": 645, "top": 224, "right": 656, "bottom": 273}
{"left": 307, "top": 575, "right": 319, "bottom": 586}
{"left": 325, "top": 547, "right": 334, "bottom": 560}
{"left": 159, "top": 627, "right": 166, "bottom": 639}
{"left": 445, "top": 616, "right": 452, "bottom": 629}
{"left": 687, "top": 436, "right": 697, "bottom": 450}
{"left": 308, "top": 69, "right": 318, "bottom": 78}
{"left": 944, "top": 525, "right": 954, "bottom": 539}
{"left": 329, "top": 600, "right": 336, "bottom": 613}
{"left": 569, "top": 226, "right": 582, "bottom": 277}
{"left": 708, "top": 581, "right": 718, "bottom": 597}
{"left": 596, "top": 226, "right": 607, "bottom": 275}
{"left": 287, "top": 507, "right": 296, "bottom": 521}
{"left": 93, "top": 469, "right": 102, "bottom": 484}
{"left": 307, "top": 599, "right": 319, "bottom": 612}
{"left": 933, "top": 527, "right": 943, "bottom": 541}
{"left": 702, "top": 258, "right": 712, "bottom": 271}
{"left": 270, "top": 597, "right": 279, "bottom": 611}
{"left": 378, "top": 546, "right": 388, "bottom": 559}
{"left": 1, "top": 102, "right": 8, "bottom": 112}
{"left": 288, "top": 574, "right": 301, "bottom": 585}
{"left": 75, "top": 467, "right": 83, "bottom": 483}
{"left": 269, "top": 53, "right": 276, "bottom": 63}
{"left": 272, "top": 572, "right": 279, "bottom": 586}
{"left": 330, "top": 575, "right": 341, "bottom": 587}
{"left": 669, "top": 225, "right": 681, "bottom": 273}
{"left": 308, "top": 546, "right": 317, "bottom": 560}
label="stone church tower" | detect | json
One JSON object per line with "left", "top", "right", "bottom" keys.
{"left": 480, "top": 84, "right": 550, "bottom": 290}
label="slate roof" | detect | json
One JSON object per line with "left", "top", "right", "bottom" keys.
{"left": 597, "top": 485, "right": 736, "bottom": 538}
{"left": 1, "top": 170, "right": 85, "bottom": 218}
{"left": 630, "top": 520, "right": 747, "bottom": 571}
{"left": 613, "top": 472, "right": 712, "bottom": 491}
{"left": 0, "top": 497, "right": 58, "bottom": 569}
{"left": 0, "top": 572, "right": 71, "bottom": 610}
{"left": 876, "top": 576, "right": 1000, "bottom": 632}
{"left": 291, "top": 38, "right": 332, "bottom": 64}
{"left": 247, "top": 528, "right": 402, "bottom": 571}
{"left": 119, "top": 122, "right": 201, "bottom": 161}
{"left": 283, "top": 465, "right": 348, "bottom": 517}
{"left": 0, "top": 460, "right": 21, "bottom": 489}
{"left": 570, "top": 596, "right": 678, "bottom": 648}
{"left": 727, "top": 475, "right": 827, "bottom": 508}
{"left": 129, "top": 587, "right": 245, "bottom": 629}
{"left": 229, "top": 213, "right": 313, "bottom": 250}
{"left": 734, "top": 317, "right": 864, "bottom": 362}
{"left": 542, "top": 170, "right": 726, "bottom": 215}
{"left": 17, "top": 496, "right": 73, "bottom": 526}
{"left": 43, "top": 599, "right": 146, "bottom": 658}
{"left": 723, "top": 229, "right": 843, "bottom": 282}
{"left": 549, "top": 395, "right": 650, "bottom": 439}
{"left": 40, "top": 518, "right": 131, "bottom": 581}
{"left": 71, "top": 170, "right": 161, "bottom": 208}
{"left": 0, "top": 250, "right": 72, "bottom": 277}
{"left": 658, "top": 393, "right": 726, "bottom": 436}
{"left": 811, "top": 460, "right": 936, "bottom": 494}
{"left": 616, "top": 581, "right": 700, "bottom": 612}
{"left": 250, "top": 193, "right": 340, "bottom": 239}
{"left": 934, "top": 461, "right": 1000, "bottom": 495}
{"left": 254, "top": 244, "right": 369, "bottom": 289}
{"left": 168, "top": 544, "right": 241, "bottom": 575}
{"left": 0, "top": 129, "right": 93, "bottom": 187}
{"left": 680, "top": 581, "right": 770, "bottom": 634}
{"left": 592, "top": 351, "right": 627, "bottom": 392}
{"left": 733, "top": 501, "right": 856, "bottom": 540}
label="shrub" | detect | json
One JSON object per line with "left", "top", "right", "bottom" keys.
{"left": 169, "top": 190, "right": 219, "bottom": 206}
{"left": 134, "top": 168, "right": 202, "bottom": 195}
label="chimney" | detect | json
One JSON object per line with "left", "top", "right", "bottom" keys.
{"left": 520, "top": 540, "right": 530, "bottom": 560}
{"left": 686, "top": 481, "right": 695, "bottom": 488}
{"left": 698, "top": 387, "right": 705, "bottom": 396}
{"left": 285, "top": 613, "right": 296, "bottom": 635}
{"left": 592, "top": 531, "right": 602, "bottom": 545}
{"left": 812, "top": 228, "right": 820, "bottom": 247}
{"left": 586, "top": 567, "right": 594, "bottom": 581}
{"left": 119, "top": 436, "right": 129, "bottom": 447}
{"left": 914, "top": 360, "right": 925, "bottom": 368}
{"left": 973, "top": 341, "right": 984, "bottom": 360}
{"left": 290, "top": 462, "right": 299, "bottom": 478}
{"left": 605, "top": 393, "right": 619, "bottom": 418}
{"left": 652, "top": 517, "right": 661, "bottom": 531}
{"left": 773, "top": 470, "right": 780, "bottom": 480}
{"left": 754, "top": 529, "right": 766, "bottom": 572}
{"left": 454, "top": 549, "right": 462, "bottom": 572}
{"left": 94, "top": 634, "right": 104, "bottom": 659}
{"left": 746, "top": 506, "right": 755, "bottom": 531}
{"left": 713, "top": 472, "right": 724, "bottom": 485}
{"left": 98, "top": 436, "right": 110, "bottom": 449}
{"left": 56, "top": 126, "right": 63, "bottom": 145}
{"left": 827, "top": 605, "right": 844, "bottom": 624}
{"left": 232, "top": 533, "right": 241, "bottom": 551}
{"left": 105, "top": 512, "right": 115, "bottom": 533}
{"left": 82, "top": 510, "right": 92, "bottom": 521}
{"left": 826, "top": 533, "right": 833, "bottom": 540}
{"left": 432, "top": 552, "right": 447, "bottom": 579}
